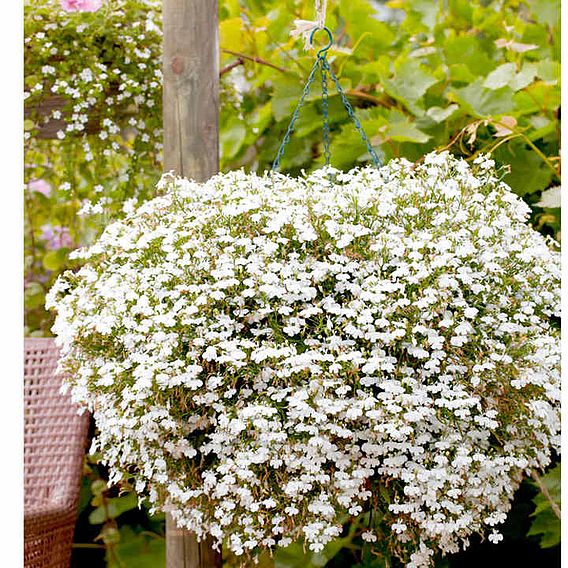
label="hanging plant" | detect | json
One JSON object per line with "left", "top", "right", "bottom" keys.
{"left": 47, "top": 151, "right": 560, "bottom": 566}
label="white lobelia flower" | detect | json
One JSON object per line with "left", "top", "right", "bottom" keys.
{"left": 47, "top": 151, "right": 560, "bottom": 567}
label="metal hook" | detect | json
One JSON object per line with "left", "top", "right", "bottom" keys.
{"left": 309, "top": 26, "right": 333, "bottom": 58}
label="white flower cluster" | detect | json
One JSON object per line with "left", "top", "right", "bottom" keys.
{"left": 25, "top": 0, "right": 163, "bottom": 212}
{"left": 47, "top": 152, "right": 560, "bottom": 566}
{"left": 28, "top": 3, "right": 162, "bottom": 136}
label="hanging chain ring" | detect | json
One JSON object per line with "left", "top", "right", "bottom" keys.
{"left": 309, "top": 26, "right": 333, "bottom": 58}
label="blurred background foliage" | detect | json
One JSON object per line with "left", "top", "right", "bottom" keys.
{"left": 24, "top": 0, "right": 560, "bottom": 566}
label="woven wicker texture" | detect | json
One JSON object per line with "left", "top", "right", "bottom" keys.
{"left": 24, "top": 338, "right": 90, "bottom": 568}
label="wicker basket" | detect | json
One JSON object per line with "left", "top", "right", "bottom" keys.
{"left": 24, "top": 338, "right": 90, "bottom": 568}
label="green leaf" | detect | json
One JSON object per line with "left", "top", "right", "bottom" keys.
{"left": 250, "top": 102, "right": 274, "bottom": 136}
{"left": 88, "top": 507, "right": 105, "bottom": 525}
{"left": 526, "top": 119, "right": 556, "bottom": 142}
{"left": 514, "top": 83, "right": 560, "bottom": 116}
{"left": 521, "top": 23, "right": 552, "bottom": 58}
{"left": 425, "top": 104, "right": 459, "bottom": 123}
{"left": 448, "top": 63, "right": 476, "bottom": 84}
{"left": 449, "top": 0, "right": 473, "bottom": 24}
{"left": 24, "top": 119, "right": 35, "bottom": 131}
{"left": 358, "top": 58, "right": 390, "bottom": 85}
{"left": 527, "top": 464, "right": 561, "bottom": 548}
{"left": 493, "top": 143, "right": 553, "bottom": 196}
{"left": 24, "top": 282, "right": 45, "bottom": 310}
{"left": 293, "top": 102, "right": 327, "bottom": 138}
{"left": 272, "top": 135, "right": 313, "bottom": 171}
{"left": 274, "top": 542, "right": 316, "bottom": 568}
{"left": 89, "top": 492, "right": 139, "bottom": 525}
{"left": 449, "top": 78, "right": 515, "bottom": 118}
{"left": 530, "top": 0, "right": 559, "bottom": 28}
{"left": 483, "top": 63, "right": 516, "bottom": 90}
{"left": 326, "top": 127, "right": 368, "bottom": 170}
{"left": 528, "top": 509, "right": 561, "bottom": 548}
{"left": 340, "top": 0, "right": 396, "bottom": 50}
{"left": 537, "top": 59, "right": 560, "bottom": 84}
{"left": 271, "top": 76, "right": 303, "bottom": 122}
{"left": 42, "top": 248, "right": 69, "bottom": 272}
{"left": 383, "top": 59, "right": 439, "bottom": 114}
{"left": 219, "top": 17, "right": 243, "bottom": 51}
{"left": 444, "top": 36, "right": 495, "bottom": 76}
{"left": 510, "top": 62, "right": 538, "bottom": 91}
{"left": 386, "top": 121, "right": 430, "bottom": 143}
{"left": 77, "top": 475, "right": 93, "bottom": 516}
{"left": 221, "top": 116, "right": 246, "bottom": 160}
{"left": 409, "top": 0, "right": 439, "bottom": 30}
{"left": 108, "top": 527, "right": 165, "bottom": 568}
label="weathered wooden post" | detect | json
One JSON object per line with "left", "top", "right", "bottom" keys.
{"left": 163, "top": 0, "right": 221, "bottom": 567}
{"left": 163, "top": 0, "right": 219, "bottom": 179}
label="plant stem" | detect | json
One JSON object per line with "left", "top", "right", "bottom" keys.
{"left": 346, "top": 89, "right": 393, "bottom": 109}
{"left": 221, "top": 48, "right": 291, "bottom": 74}
{"left": 518, "top": 132, "right": 561, "bottom": 180}
{"left": 220, "top": 58, "right": 244, "bottom": 76}
{"left": 531, "top": 470, "right": 561, "bottom": 520}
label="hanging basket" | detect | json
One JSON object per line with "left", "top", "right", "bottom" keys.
{"left": 47, "top": 151, "right": 560, "bottom": 565}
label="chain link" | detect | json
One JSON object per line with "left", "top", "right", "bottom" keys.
{"left": 320, "top": 61, "right": 331, "bottom": 168}
{"left": 272, "top": 58, "right": 321, "bottom": 173}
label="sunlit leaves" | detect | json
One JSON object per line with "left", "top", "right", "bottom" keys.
{"left": 424, "top": 104, "right": 459, "bottom": 124}
{"left": 382, "top": 58, "right": 439, "bottom": 114}
{"left": 444, "top": 36, "right": 495, "bottom": 76}
{"left": 449, "top": 79, "right": 515, "bottom": 118}
{"left": 483, "top": 63, "right": 517, "bottom": 90}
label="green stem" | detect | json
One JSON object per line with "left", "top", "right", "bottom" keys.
{"left": 492, "top": 118, "right": 560, "bottom": 180}
{"left": 532, "top": 471, "right": 561, "bottom": 520}
{"left": 221, "top": 48, "right": 291, "bottom": 74}
{"left": 517, "top": 131, "right": 560, "bottom": 180}
{"left": 466, "top": 133, "right": 521, "bottom": 162}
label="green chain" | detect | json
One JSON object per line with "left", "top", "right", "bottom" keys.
{"left": 272, "top": 27, "right": 383, "bottom": 172}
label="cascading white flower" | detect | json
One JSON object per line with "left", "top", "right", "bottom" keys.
{"left": 47, "top": 151, "right": 560, "bottom": 566}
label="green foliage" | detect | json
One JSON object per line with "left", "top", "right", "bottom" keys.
{"left": 73, "top": 453, "right": 165, "bottom": 567}
{"left": 217, "top": 0, "right": 560, "bottom": 235}
{"left": 109, "top": 527, "right": 166, "bottom": 568}
{"left": 528, "top": 464, "right": 561, "bottom": 548}
{"left": 88, "top": 492, "right": 138, "bottom": 525}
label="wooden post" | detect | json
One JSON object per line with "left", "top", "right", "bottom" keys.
{"left": 163, "top": 1, "right": 221, "bottom": 567}
{"left": 163, "top": 0, "right": 219, "bottom": 181}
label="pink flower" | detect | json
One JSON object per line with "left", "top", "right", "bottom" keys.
{"left": 60, "top": 0, "right": 103, "bottom": 12}
{"left": 28, "top": 179, "right": 52, "bottom": 197}
{"left": 41, "top": 225, "right": 73, "bottom": 250}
